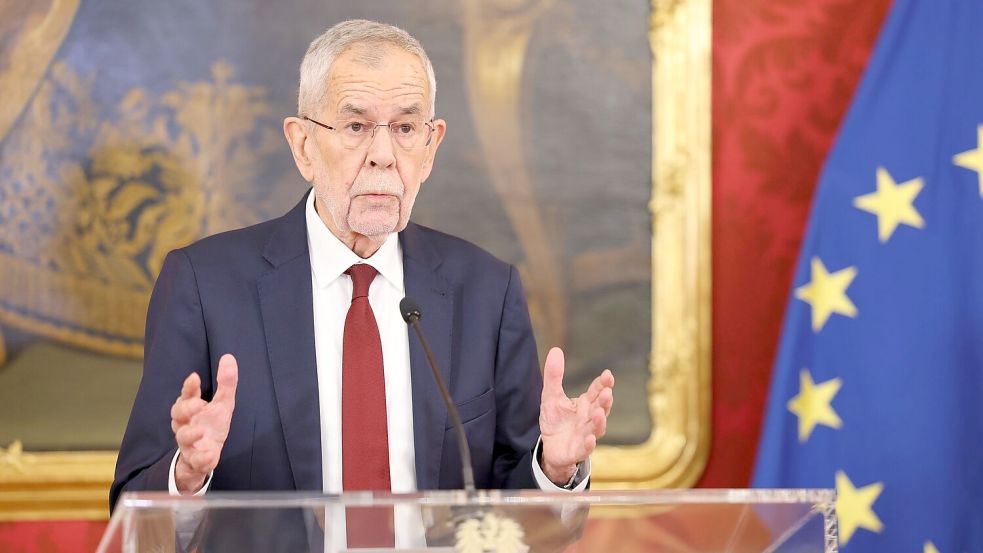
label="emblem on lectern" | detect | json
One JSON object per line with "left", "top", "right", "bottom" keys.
{"left": 454, "top": 512, "right": 528, "bottom": 553}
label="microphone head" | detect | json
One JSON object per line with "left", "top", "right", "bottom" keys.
{"left": 399, "top": 296, "right": 422, "bottom": 324}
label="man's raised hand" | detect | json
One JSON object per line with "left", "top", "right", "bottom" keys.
{"left": 170, "top": 353, "right": 238, "bottom": 493}
{"left": 538, "top": 347, "right": 615, "bottom": 485}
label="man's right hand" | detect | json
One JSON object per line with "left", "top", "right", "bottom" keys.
{"left": 170, "top": 353, "right": 239, "bottom": 493}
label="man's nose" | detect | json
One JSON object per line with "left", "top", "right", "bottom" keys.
{"left": 365, "top": 125, "right": 396, "bottom": 169}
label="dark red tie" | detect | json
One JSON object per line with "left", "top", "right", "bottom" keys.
{"left": 342, "top": 264, "right": 395, "bottom": 548}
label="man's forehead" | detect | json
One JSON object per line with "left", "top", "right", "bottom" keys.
{"left": 324, "top": 47, "right": 430, "bottom": 115}
{"left": 337, "top": 102, "right": 424, "bottom": 116}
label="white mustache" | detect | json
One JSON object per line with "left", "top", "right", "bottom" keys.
{"left": 351, "top": 180, "right": 403, "bottom": 198}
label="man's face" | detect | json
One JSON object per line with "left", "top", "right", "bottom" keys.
{"left": 304, "top": 46, "right": 445, "bottom": 243}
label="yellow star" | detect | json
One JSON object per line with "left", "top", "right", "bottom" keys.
{"left": 787, "top": 369, "right": 842, "bottom": 442}
{"left": 835, "top": 470, "right": 884, "bottom": 545}
{"left": 953, "top": 124, "right": 983, "bottom": 197}
{"left": 795, "top": 257, "right": 858, "bottom": 332}
{"left": 924, "top": 542, "right": 940, "bottom": 553}
{"left": 853, "top": 167, "right": 925, "bottom": 243}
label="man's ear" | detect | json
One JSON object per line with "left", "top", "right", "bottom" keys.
{"left": 283, "top": 117, "right": 316, "bottom": 182}
{"left": 419, "top": 118, "right": 446, "bottom": 183}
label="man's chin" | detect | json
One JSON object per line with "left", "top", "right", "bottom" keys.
{"left": 349, "top": 217, "right": 399, "bottom": 240}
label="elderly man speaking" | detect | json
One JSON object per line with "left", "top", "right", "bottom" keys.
{"left": 112, "top": 18, "right": 614, "bottom": 548}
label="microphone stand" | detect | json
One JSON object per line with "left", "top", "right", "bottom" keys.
{"left": 400, "top": 298, "right": 476, "bottom": 495}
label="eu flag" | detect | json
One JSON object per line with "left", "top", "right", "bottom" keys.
{"left": 753, "top": 1, "right": 983, "bottom": 551}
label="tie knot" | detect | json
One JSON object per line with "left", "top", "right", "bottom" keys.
{"left": 346, "top": 264, "right": 378, "bottom": 299}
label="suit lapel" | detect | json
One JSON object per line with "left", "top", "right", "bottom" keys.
{"left": 257, "top": 191, "right": 322, "bottom": 491}
{"left": 400, "top": 223, "right": 454, "bottom": 490}
{"left": 255, "top": 205, "right": 453, "bottom": 492}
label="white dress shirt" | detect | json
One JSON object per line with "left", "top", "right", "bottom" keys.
{"left": 305, "top": 192, "right": 423, "bottom": 548}
{"left": 170, "top": 191, "right": 589, "bottom": 548}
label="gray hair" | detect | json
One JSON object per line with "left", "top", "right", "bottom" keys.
{"left": 297, "top": 19, "right": 437, "bottom": 118}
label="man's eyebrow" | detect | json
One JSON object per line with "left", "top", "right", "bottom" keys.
{"left": 339, "top": 103, "right": 367, "bottom": 116}
{"left": 399, "top": 105, "right": 423, "bottom": 116}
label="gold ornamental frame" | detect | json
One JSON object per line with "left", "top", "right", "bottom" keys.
{"left": 593, "top": 0, "right": 712, "bottom": 489}
{"left": 0, "top": 0, "right": 711, "bottom": 520}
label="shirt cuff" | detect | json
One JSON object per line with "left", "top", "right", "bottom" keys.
{"left": 168, "top": 450, "right": 213, "bottom": 496}
{"left": 531, "top": 437, "right": 590, "bottom": 491}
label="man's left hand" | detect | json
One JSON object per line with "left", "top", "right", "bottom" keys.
{"left": 539, "top": 347, "right": 615, "bottom": 485}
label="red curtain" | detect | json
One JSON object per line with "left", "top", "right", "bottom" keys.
{"left": 0, "top": 521, "right": 106, "bottom": 553}
{"left": 702, "top": 0, "right": 892, "bottom": 486}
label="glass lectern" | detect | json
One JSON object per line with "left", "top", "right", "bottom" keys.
{"left": 98, "top": 489, "right": 837, "bottom": 553}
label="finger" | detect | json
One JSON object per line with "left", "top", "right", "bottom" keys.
{"left": 175, "top": 425, "right": 205, "bottom": 450}
{"left": 602, "top": 369, "right": 615, "bottom": 388}
{"left": 591, "top": 407, "right": 607, "bottom": 438}
{"left": 212, "top": 354, "right": 239, "bottom": 406}
{"left": 180, "top": 372, "right": 201, "bottom": 400}
{"left": 541, "top": 347, "right": 567, "bottom": 400}
{"left": 171, "top": 414, "right": 184, "bottom": 434}
{"left": 584, "top": 369, "right": 615, "bottom": 403}
{"left": 173, "top": 372, "right": 203, "bottom": 426}
{"left": 171, "top": 396, "right": 205, "bottom": 422}
{"left": 171, "top": 396, "right": 206, "bottom": 426}
{"left": 583, "top": 406, "right": 604, "bottom": 429}
{"left": 189, "top": 448, "right": 220, "bottom": 473}
{"left": 596, "top": 387, "right": 614, "bottom": 417}
{"left": 583, "top": 433, "right": 597, "bottom": 455}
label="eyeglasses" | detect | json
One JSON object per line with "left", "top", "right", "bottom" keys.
{"left": 302, "top": 116, "right": 435, "bottom": 150}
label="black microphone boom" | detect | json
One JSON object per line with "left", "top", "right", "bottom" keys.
{"left": 399, "top": 296, "right": 476, "bottom": 494}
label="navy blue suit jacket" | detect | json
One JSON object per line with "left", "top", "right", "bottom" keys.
{"left": 111, "top": 190, "right": 543, "bottom": 511}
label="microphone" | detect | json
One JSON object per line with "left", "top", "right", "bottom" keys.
{"left": 399, "top": 296, "right": 476, "bottom": 494}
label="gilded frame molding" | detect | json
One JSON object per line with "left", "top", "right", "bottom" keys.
{"left": 0, "top": 442, "right": 116, "bottom": 521}
{"left": 0, "top": 0, "right": 712, "bottom": 519}
{"left": 592, "top": 0, "right": 712, "bottom": 488}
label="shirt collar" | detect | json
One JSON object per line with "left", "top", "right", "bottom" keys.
{"left": 305, "top": 190, "right": 403, "bottom": 292}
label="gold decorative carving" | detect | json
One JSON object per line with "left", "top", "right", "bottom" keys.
{"left": 0, "top": 58, "right": 277, "bottom": 520}
{"left": 591, "top": 0, "right": 712, "bottom": 488}
{"left": 0, "top": 441, "right": 28, "bottom": 472}
{"left": 0, "top": 442, "right": 116, "bottom": 521}
{"left": 0, "top": 0, "right": 80, "bottom": 142}
{"left": 0, "top": 61, "right": 278, "bottom": 357}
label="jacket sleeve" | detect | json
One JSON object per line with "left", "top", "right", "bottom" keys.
{"left": 110, "top": 249, "right": 212, "bottom": 512}
{"left": 492, "top": 265, "right": 543, "bottom": 489}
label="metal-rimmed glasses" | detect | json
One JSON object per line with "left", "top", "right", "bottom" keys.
{"left": 303, "top": 116, "right": 435, "bottom": 150}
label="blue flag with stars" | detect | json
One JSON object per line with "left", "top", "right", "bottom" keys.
{"left": 753, "top": 1, "right": 983, "bottom": 552}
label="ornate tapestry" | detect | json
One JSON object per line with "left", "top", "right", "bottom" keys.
{"left": 0, "top": 0, "right": 653, "bottom": 452}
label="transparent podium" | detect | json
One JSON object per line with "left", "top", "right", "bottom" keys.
{"left": 98, "top": 489, "right": 837, "bottom": 553}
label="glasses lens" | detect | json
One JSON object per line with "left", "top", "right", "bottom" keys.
{"left": 333, "top": 120, "right": 374, "bottom": 149}
{"left": 389, "top": 120, "right": 428, "bottom": 149}
{"left": 330, "top": 119, "right": 432, "bottom": 149}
